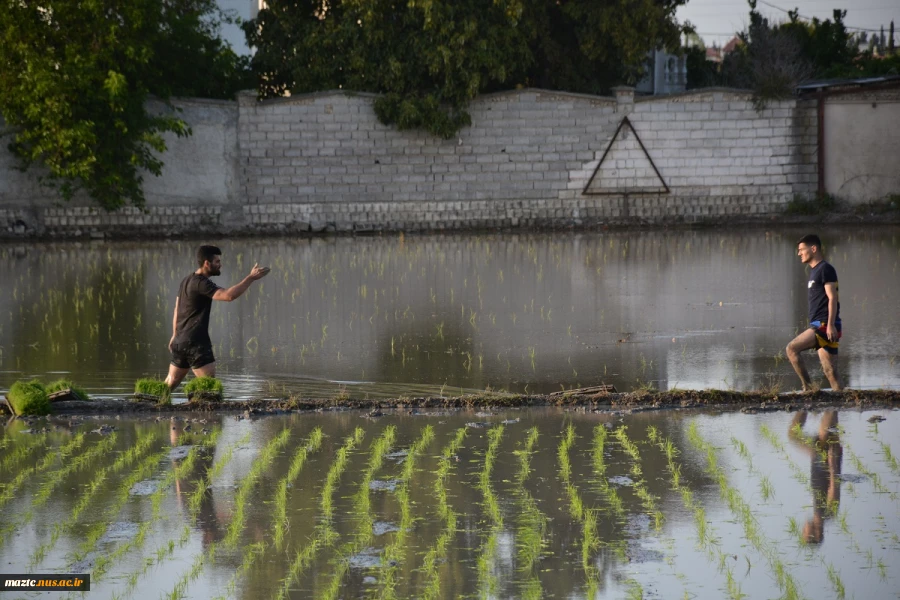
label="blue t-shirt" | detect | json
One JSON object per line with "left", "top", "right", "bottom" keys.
{"left": 807, "top": 261, "right": 840, "bottom": 324}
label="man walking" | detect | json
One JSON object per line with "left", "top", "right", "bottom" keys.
{"left": 165, "top": 245, "right": 270, "bottom": 391}
{"left": 786, "top": 234, "right": 843, "bottom": 391}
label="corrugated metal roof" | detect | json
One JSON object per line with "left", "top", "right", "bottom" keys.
{"left": 796, "top": 75, "right": 900, "bottom": 91}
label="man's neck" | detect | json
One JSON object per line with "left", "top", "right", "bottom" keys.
{"left": 808, "top": 256, "right": 823, "bottom": 269}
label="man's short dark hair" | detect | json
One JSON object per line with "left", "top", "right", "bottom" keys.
{"left": 197, "top": 245, "right": 222, "bottom": 267}
{"left": 798, "top": 234, "right": 822, "bottom": 249}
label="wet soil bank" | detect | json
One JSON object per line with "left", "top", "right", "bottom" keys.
{"left": 4, "top": 389, "right": 899, "bottom": 419}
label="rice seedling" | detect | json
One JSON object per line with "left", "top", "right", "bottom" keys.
{"left": 0, "top": 431, "right": 85, "bottom": 514}
{"left": 592, "top": 425, "right": 625, "bottom": 518}
{"left": 420, "top": 427, "right": 467, "bottom": 600}
{"left": 378, "top": 425, "right": 435, "bottom": 600}
{"left": 614, "top": 426, "right": 663, "bottom": 530}
{"left": 222, "top": 427, "right": 293, "bottom": 548}
{"left": 688, "top": 423, "right": 802, "bottom": 600}
{"left": 510, "top": 427, "right": 546, "bottom": 599}
{"left": 7, "top": 380, "right": 50, "bottom": 415}
{"left": 472, "top": 424, "right": 505, "bottom": 600}
{"left": 876, "top": 440, "right": 900, "bottom": 475}
{"left": 45, "top": 378, "right": 90, "bottom": 401}
{"left": 89, "top": 430, "right": 223, "bottom": 591}
{"left": 183, "top": 376, "right": 223, "bottom": 400}
{"left": 317, "top": 426, "right": 396, "bottom": 599}
{"left": 272, "top": 428, "right": 324, "bottom": 550}
{"left": 134, "top": 378, "right": 170, "bottom": 403}
{"left": 276, "top": 428, "right": 365, "bottom": 600}
{"left": 0, "top": 434, "right": 48, "bottom": 475}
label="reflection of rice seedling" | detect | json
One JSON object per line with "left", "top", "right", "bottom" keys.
{"left": 474, "top": 425, "right": 505, "bottom": 599}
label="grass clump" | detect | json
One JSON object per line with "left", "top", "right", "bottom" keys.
{"left": 8, "top": 380, "right": 50, "bottom": 416}
{"left": 184, "top": 377, "right": 224, "bottom": 400}
{"left": 134, "top": 378, "right": 170, "bottom": 404}
{"left": 46, "top": 379, "right": 90, "bottom": 401}
{"left": 784, "top": 193, "right": 837, "bottom": 216}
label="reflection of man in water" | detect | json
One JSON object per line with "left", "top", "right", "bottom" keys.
{"left": 788, "top": 410, "right": 842, "bottom": 544}
{"left": 170, "top": 418, "right": 222, "bottom": 548}
{"left": 785, "top": 234, "right": 843, "bottom": 391}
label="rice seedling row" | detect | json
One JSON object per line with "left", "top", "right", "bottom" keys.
{"left": 612, "top": 425, "right": 664, "bottom": 529}
{"left": 558, "top": 424, "right": 602, "bottom": 595}
{"left": 727, "top": 434, "right": 776, "bottom": 503}
{"left": 513, "top": 426, "right": 546, "bottom": 600}
{"left": 687, "top": 423, "right": 805, "bottom": 600}
{"left": 475, "top": 424, "right": 504, "bottom": 600}
{"left": 647, "top": 428, "right": 742, "bottom": 599}
{"left": 316, "top": 426, "right": 396, "bottom": 600}
{"left": 164, "top": 426, "right": 280, "bottom": 600}
{"left": 82, "top": 430, "right": 223, "bottom": 598}
{"left": 0, "top": 431, "right": 86, "bottom": 513}
{"left": 375, "top": 425, "right": 435, "bottom": 600}
{"left": 28, "top": 432, "right": 131, "bottom": 567}
{"left": 0, "top": 431, "right": 118, "bottom": 550}
{"left": 420, "top": 427, "right": 467, "bottom": 600}
{"left": 276, "top": 427, "right": 365, "bottom": 600}
{"left": 0, "top": 434, "right": 48, "bottom": 475}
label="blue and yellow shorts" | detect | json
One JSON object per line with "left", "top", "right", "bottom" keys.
{"left": 810, "top": 321, "right": 841, "bottom": 355}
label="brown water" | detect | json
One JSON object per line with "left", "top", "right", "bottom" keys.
{"left": 0, "top": 408, "right": 897, "bottom": 599}
{"left": 1, "top": 227, "right": 899, "bottom": 400}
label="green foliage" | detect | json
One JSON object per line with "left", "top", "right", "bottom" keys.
{"left": 46, "top": 379, "right": 90, "bottom": 402}
{"left": 0, "top": 0, "right": 252, "bottom": 211}
{"left": 784, "top": 193, "right": 838, "bottom": 215}
{"left": 245, "top": 0, "right": 687, "bottom": 138}
{"left": 8, "top": 380, "right": 50, "bottom": 416}
{"left": 184, "top": 377, "right": 224, "bottom": 396}
{"left": 135, "top": 378, "right": 170, "bottom": 404}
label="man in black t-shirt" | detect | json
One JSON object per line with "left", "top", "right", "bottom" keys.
{"left": 164, "top": 245, "right": 270, "bottom": 391}
{"left": 786, "top": 234, "right": 843, "bottom": 391}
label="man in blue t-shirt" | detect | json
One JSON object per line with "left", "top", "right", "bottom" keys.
{"left": 164, "top": 245, "right": 270, "bottom": 392}
{"left": 786, "top": 234, "right": 843, "bottom": 391}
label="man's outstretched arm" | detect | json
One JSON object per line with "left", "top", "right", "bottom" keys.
{"left": 212, "top": 263, "right": 270, "bottom": 302}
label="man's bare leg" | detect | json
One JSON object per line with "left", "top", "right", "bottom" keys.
{"left": 192, "top": 362, "right": 217, "bottom": 379}
{"left": 786, "top": 329, "right": 818, "bottom": 391}
{"left": 165, "top": 364, "right": 190, "bottom": 391}
{"left": 817, "top": 349, "right": 842, "bottom": 391}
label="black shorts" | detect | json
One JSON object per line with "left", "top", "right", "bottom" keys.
{"left": 171, "top": 342, "right": 215, "bottom": 369}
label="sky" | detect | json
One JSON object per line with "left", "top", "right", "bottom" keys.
{"left": 676, "top": 0, "right": 900, "bottom": 46}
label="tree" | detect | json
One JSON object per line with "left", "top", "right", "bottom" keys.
{"left": 244, "top": 0, "right": 688, "bottom": 138}
{"left": 0, "top": 0, "right": 251, "bottom": 211}
{"left": 890, "top": 20, "right": 895, "bottom": 53}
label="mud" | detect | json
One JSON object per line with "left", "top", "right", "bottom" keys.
{"left": 11, "top": 388, "right": 898, "bottom": 418}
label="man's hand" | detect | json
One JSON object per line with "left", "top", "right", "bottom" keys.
{"left": 249, "top": 263, "right": 271, "bottom": 281}
{"left": 826, "top": 324, "right": 837, "bottom": 342}
{"left": 168, "top": 336, "right": 175, "bottom": 352}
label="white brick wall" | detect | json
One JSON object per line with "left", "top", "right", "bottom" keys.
{"left": 1, "top": 87, "right": 828, "bottom": 237}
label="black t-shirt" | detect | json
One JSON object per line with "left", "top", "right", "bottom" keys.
{"left": 174, "top": 273, "right": 221, "bottom": 346}
{"left": 807, "top": 261, "right": 840, "bottom": 323}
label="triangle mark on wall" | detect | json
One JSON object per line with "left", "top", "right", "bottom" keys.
{"left": 583, "top": 116, "right": 669, "bottom": 195}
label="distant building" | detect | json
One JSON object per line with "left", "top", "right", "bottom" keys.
{"left": 635, "top": 49, "right": 687, "bottom": 95}
{"left": 705, "top": 36, "right": 743, "bottom": 63}
{"left": 217, "top": 0, "right": 264, "bottom": 55}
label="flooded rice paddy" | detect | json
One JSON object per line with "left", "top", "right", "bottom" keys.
{"left": 1, "top": 407, "right": 898, "bottom": 599}
{"left": 1, "top": 227, "right": 899, "bottom": 401}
